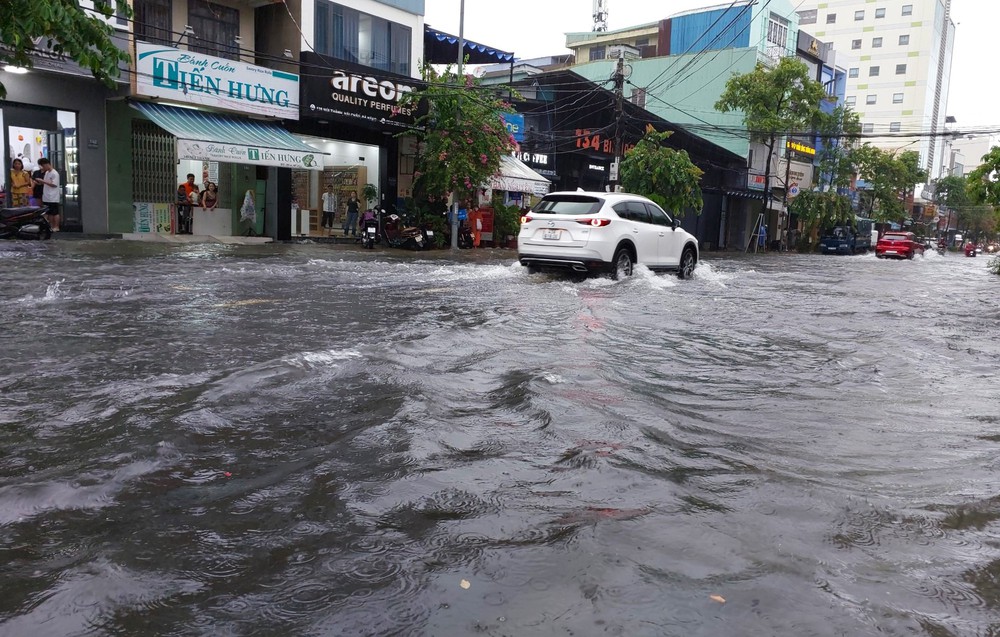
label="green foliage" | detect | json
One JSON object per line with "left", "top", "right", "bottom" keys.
{"left": 852, "top": 146, "right": 927, "bottom": 223}
{"left": 789, "top": 190, "right": 854, "bottom": 239}
{"left": 815, "top": 106, "right": 862, "bottom": 190}
{"left": 401, "top": 64, "right": 518, "bottom": 203}
{"left": 967, "top": 146, "right": 1000, "bottom": 208}
{"left": 362, "top": 183, "right": 378, "bottom": 207}
{"left": 492, "top": 204, "right": 521, "bottom": 242}
{"left": 619, "top": 128, "right": 704, "bottom": 215}
{"left": 933, "top": 174, "right": 970, "bottom": 209}
{"left": 0, "top": 0, "right": 132, "bottom": 98}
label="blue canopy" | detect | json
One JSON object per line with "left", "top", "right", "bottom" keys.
{"left": 424, "top": 26, "right": 514, "bottom": 64}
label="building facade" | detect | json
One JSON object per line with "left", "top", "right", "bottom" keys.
{"left": 797, "top": 0, "right": 956, "bottom": 177}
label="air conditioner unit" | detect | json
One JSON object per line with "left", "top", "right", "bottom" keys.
{"left": 608, "top": 44, "right": 641, "bottom": 60}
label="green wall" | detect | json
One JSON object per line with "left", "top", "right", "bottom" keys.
{"left": 106, "top": 100, "right": 135, "bottom": 234}
{"left": 573, "top": 47, "right": 759, "bottom": 158}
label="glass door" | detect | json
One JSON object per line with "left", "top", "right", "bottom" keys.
{"left": 55, "top": 111, "right": 81, "bottom": 231}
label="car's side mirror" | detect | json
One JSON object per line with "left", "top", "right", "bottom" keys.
{"left": 672, "top": 218, "right": 679, "bottom": 231}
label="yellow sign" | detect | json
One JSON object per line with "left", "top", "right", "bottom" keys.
{"left": 786, "top": 141, "right": 816, "bottom": 156}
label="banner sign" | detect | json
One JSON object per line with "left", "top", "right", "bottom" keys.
{"left": 300, "top": 53, "right": 423, "bottom": 129}
{"left": 136, "top": 42, "right": 299, "bottom": 119}
{"left": 177, "top": 140, "right": 322, "bottom": 171}
{"left": 503, "top": 113, "right": 525, "bottom": 142}
{"left": 133, "top": 202, "right": 173, "bottom": 233}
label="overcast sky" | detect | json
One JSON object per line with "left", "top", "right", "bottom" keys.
{"left": 423, "top": 0, "right": 993, "bottom": 131}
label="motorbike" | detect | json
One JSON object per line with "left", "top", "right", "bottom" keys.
{"left": 964, "top": 242, "right": 977, "bottom": 257}
{"left": 360, "top": 211, "right": 379, "bottom": 249}
{"left": 0, "top": 206, "right": 52, "bottom": 240}
{"left": 382, "top": 213, "right": 425, "bottom": 250}
{"left": 936, "top": 240, "right": 947, "bottom": 255}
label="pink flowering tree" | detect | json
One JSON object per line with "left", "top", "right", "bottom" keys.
{"left": 403, "top": 64, "right": 518, "bottom": 204}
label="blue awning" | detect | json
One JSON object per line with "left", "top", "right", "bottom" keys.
{"left": 130, "top": 101, "right": 325, "bottom": 170}
{"left": 424, "top": 26, "right": 514, "bottom": 64}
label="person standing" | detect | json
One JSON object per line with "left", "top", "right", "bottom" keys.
{"left": 30, "top": 163, "right": 45, "bottom": 207}
{"left": 321, "top": 184, "right": 337, "bottom": 230}
{"left": 200, "top": 181, "right": 219, "bottom": 210}
{"left": 177, "top": 173, "right": 199, "bottom": 234}
{"left": 9, "top": 158, "right": 33, "bottom": 207}
{"left": 343, "top": 191, "right": 360, "bottom": 237}
{"left": 35, "top": 158, "right": 61, "bottom": 231}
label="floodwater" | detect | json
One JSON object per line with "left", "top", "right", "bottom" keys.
{"left": 1, "top": 241, "right": 999, "bottom": 637}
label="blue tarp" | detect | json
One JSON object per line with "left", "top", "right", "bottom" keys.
{"left": 424, "top": 26, "right": 514, "bottom": 64}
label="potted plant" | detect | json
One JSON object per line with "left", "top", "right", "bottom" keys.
{"left": 492, "top": 203, "right": 521, "bottom": 248}
{"left": 362, "top": 183, "right": 378, "bottom": 209}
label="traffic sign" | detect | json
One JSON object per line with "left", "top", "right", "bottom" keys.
{"left": 788, "top": 183, "right": 800, "bottom": 197}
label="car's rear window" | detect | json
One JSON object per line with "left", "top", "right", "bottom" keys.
{"left": 532, "top": 195, "right": 603, "bottom": 215}
{"left": 882, "top": 234, "right": 909, "bottom": 242}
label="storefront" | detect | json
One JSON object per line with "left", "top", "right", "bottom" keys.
{"left": 289, "top": 53, "right": 422, "bottom": 239}
{"left": 1, "top": 34, "right": 128, "bottom": 232}
{"left": 106, "top": 42, "right": 321, "bottom": 237}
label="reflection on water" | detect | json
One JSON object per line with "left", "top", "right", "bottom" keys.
{"left": 1, "top": 242, "right": 999, "bottom": 636}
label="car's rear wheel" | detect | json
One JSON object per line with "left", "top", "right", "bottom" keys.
{"left": 677, "top": 247, "right": 696, "bottom": 279}
{"left": 611, "top": 246, "right": 634, "bottom": 280}
{"left": 526, "top": 264, "right": 540, "bottom": 274}
{"left": 907, "top": 250, "right": 914, "bottom": 260}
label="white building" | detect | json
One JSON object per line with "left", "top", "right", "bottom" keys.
{"left": 798, "top": 0, "right": 956, "bottom": 177}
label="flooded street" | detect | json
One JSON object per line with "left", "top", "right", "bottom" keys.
{"left": 1, "top": 241, "right": 999, "bottom": 636}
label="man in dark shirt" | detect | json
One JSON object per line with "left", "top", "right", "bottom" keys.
{"left": 31, "top": 166, "right": 45, "bottom": 205}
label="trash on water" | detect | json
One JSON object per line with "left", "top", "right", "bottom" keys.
{"left": 460, "top": 579, "right": 471, "bottom": 590}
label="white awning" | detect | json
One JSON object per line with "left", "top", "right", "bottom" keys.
{"left": 490, "top": 155, "right": 550, "bottom": 196}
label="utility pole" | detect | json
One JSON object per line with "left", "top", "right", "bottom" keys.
{"left": 610, "top": 54, "right": 625, "bottom": 192}
{"left": 781, "top": 142, "right": 792, "bottom": 251}
{"left": 451, "top": 0, "right": 465, "bottom": 250}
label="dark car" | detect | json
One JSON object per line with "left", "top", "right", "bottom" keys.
{"left": 875, "top": 232, "right": 924, "bottom": 260}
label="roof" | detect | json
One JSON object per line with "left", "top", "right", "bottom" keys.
{"left": 424, "top": 26, "right": 514, "bottom": 64}
{"left": 491, "top": 156, "right": 551, "bottom": 195}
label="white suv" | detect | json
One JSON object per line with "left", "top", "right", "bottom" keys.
{"left": 517, "top": 191, "right": 700, "bottom": 279}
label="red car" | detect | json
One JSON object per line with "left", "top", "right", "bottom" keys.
{"left": 875, "top": 231, "right": 924, "bottom": 259}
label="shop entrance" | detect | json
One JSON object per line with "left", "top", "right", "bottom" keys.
{"left": 1, "top": 105, "right": 81, "bottom": 230}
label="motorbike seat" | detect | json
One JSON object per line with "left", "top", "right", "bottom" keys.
{"left": 1, "top": 206, "right": 45, "bottom": 220}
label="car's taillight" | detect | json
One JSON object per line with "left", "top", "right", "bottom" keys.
{"left": 577, "top": 218, "right": 611, "bottom": 227}
{"left": 520, "top": 215, "right": 532, "bottom": 224}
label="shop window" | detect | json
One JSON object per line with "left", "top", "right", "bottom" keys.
{"left": 849, "top": 67, "right": 859, "bottom": 78}
{"left": 889, "top": 122, "right": 901, "bottom": 132}
{"left": 872, "top": 37, "right": 882, "bottom": 48}
{"left": 893, "top": 92, "right": 904, "bottom": 104}
{"left": 899, "top": 34, "right": 910, "bottom": 45}
{"left": 851, "top": 39, "right": 862, "bottom": 50}
{"left": 56, "top": 111, "right": 79, "bottom": 207}
{"left": 315, "top": 1, "right": 412, "bottom": 75}
{"left": 188, "top": 0, "right": 240, "bottom": 61}
{"left": 134, "top": 0, "right": 172, "bottom": 46}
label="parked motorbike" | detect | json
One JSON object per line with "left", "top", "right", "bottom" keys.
{"left": 382, "top": 213, "right": 425, "bottom": 250}
{"left": 0, "top": 206, "right": 52, "bottom": 240}
{"left": 361, "top": 212, "right": 379, "bottom": 249}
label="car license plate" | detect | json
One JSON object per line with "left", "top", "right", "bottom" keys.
{"left": 885, "top": 250, "right": 897, "bottom": 254}
{"left": 543, "top": 229, "right": 561, "bottom": 240}
{"left": 425, "top": 230, "right": 433, "bottom": 237}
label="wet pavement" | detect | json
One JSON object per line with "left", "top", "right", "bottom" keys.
{"left": 1, "top": 241, "right": 998, "bottom": 636}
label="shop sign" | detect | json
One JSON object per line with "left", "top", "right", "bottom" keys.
{"left": 133, "top": 202, "right": 173, "bottom": 234}
{"left": 748, "top": 173, "right": 766, "bottom": 191}
{"left": 503, "top": 113, "right": 524, "bottom": 142}
{"left": 513, "top": 151, "right": 549, "bottom": 166}
{"left": 176, "top": 140, "right": 322, "bottom": 171}
{"left": 301, "top": 53, "right": 422, "bottom": 129}
{"left": 136, "top": 42, "right": 299, "bottom": 119}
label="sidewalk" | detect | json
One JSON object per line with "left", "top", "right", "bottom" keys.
{"left": 119, "top": 233, "right": 273, "bottom": 245}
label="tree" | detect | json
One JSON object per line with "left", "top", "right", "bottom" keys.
{"left": 715, "top": 57, "right": 827, "bottom": 246}
{"left": 815, "top": 106, "right": 862, "bottom": 191}
{"left": 966, "top": 146, "right": 1000, "bottom": 208}
{"left": 619, "top": 127, "right": 704, "bottom": 215}
{"left": 788, "top": 190, "right": 854, "bottom": 249}
{"left": 0, "top": 0, "right": 132, "bottom": 99}
{"left": 852, "top": 146, "right": 926, "bottom": 224}
{"left": 403, "top": 64, "right": 518, "bottom": 206}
